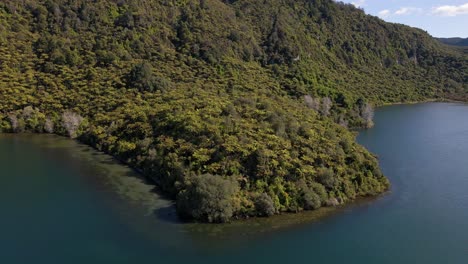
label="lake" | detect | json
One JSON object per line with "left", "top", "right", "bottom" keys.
{"left": 1, "top": 102, "right": 467, "bottom": 263}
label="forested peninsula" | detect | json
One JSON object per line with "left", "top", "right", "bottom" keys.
{"left": 1, "top": 0, "right": 466, "bottom": 222}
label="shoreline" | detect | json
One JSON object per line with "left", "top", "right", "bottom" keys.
{"left": 2, "top": 99, "right": 462, "bottom": 226}
{"left": 1, "top": 132, "right": 390, "bottom": 234}
{"left": 379, "top": 98, "right": 467, "bottom": 107}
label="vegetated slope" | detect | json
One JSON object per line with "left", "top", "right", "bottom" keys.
{"left": 437, "top": 37, "right": 468, "bottom": 54}
{"left": 0, "top": 0, "right": 466, "bottom": 222}
{"left": 437, "top": 37, "right": 468, "bottom": 47}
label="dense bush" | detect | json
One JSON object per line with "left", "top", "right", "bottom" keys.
{"left": 126, "top": 62, "right": 170, "bottom": 92}
{"left": 255, "top": 193, "right": 276, "bottom": 217}
{"left": 303, "top": 189, "right": 322, "bottom": 210}
{"left": 176, "top": 174, "right": 239, "bottom": 223}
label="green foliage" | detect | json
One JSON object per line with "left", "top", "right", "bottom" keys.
{"left": 254, "top": 193, "right": 276, "bottom": 217}
{"left": 0, "top": 0, "right": 464, "bottom": 222}
{"left": 303, "top": 189, "right": 321, "bottom": 210}
{"left": 176, "top": 174, "right": 239, "bottom": 223}
{"left": 317, "top": 168, "right": 336, "bottom": 189}
{"left": 127, "top": 62, "right": 170, "bottom": 92}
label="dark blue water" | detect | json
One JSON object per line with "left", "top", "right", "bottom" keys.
{"left": 1, "top": 102, "right": 467, "bottom": 263}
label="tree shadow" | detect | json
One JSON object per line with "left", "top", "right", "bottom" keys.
{"left": 118, "top": 170, "right": 182, "bottom": 224}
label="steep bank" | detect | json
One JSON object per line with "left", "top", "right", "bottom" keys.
{"left": 0, "top": 0, "right": 466, "bottom": 222}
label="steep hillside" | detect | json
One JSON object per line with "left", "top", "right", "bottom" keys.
{"left": 0, "top": 0, "right": 466, "bottom": 222}
{"left": 437, "top": 37, "right": 468, "bottom": 54}
{"left": 437, "top": 37, "right": 468, "bottom": 47}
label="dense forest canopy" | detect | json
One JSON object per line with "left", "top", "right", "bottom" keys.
{"left": 0, "top": 0, "right": 466, "bottom": 222}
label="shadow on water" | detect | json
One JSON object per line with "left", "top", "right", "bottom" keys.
{"left": 153, "top": 204, "right": 180, "bottom": 224}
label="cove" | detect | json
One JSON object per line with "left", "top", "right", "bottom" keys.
{"left": 1, "top": 102, "right": 468, "bottom": 263}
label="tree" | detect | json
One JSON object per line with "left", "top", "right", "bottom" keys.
{"left": 127, "top": 62, "right": 170, "bottom": 92}
{"left": 176, "top": 174, "right": 239, "bottom": 223}
{"left": 303, "top": 188, "right": 321, "bottom": 210}
{"left": 360, "top": 103, "right": 375, "bottom": 128}
{"left": 254, "top": 193, "right": 276, "bottom": 216}
{"left": 7, "top": 113, "right": 20, "bottom": 132}
{"left": 304, "top": 95, "right": 320, "bottom": 111}
{"left": 61, "top": 111, "right": 84, "bottom": 138}
{"left": 21, "top": 106, "right": 44, "bottom": 131}
{"left": 320, "top": 97, "right": 333, "bottom": 116}
{"left": 317, "top": 167, "right": 336, "bottom": 189}
{"left": 44, "top": 118, "right": 54, "bottom": 133}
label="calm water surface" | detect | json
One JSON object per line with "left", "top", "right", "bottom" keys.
{"left": 1, "top": 102, "right": 467, "bottom": 263}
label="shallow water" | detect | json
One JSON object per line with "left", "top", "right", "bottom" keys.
{"left": 1, "top": 102, "right": 467, "bottom": 263}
